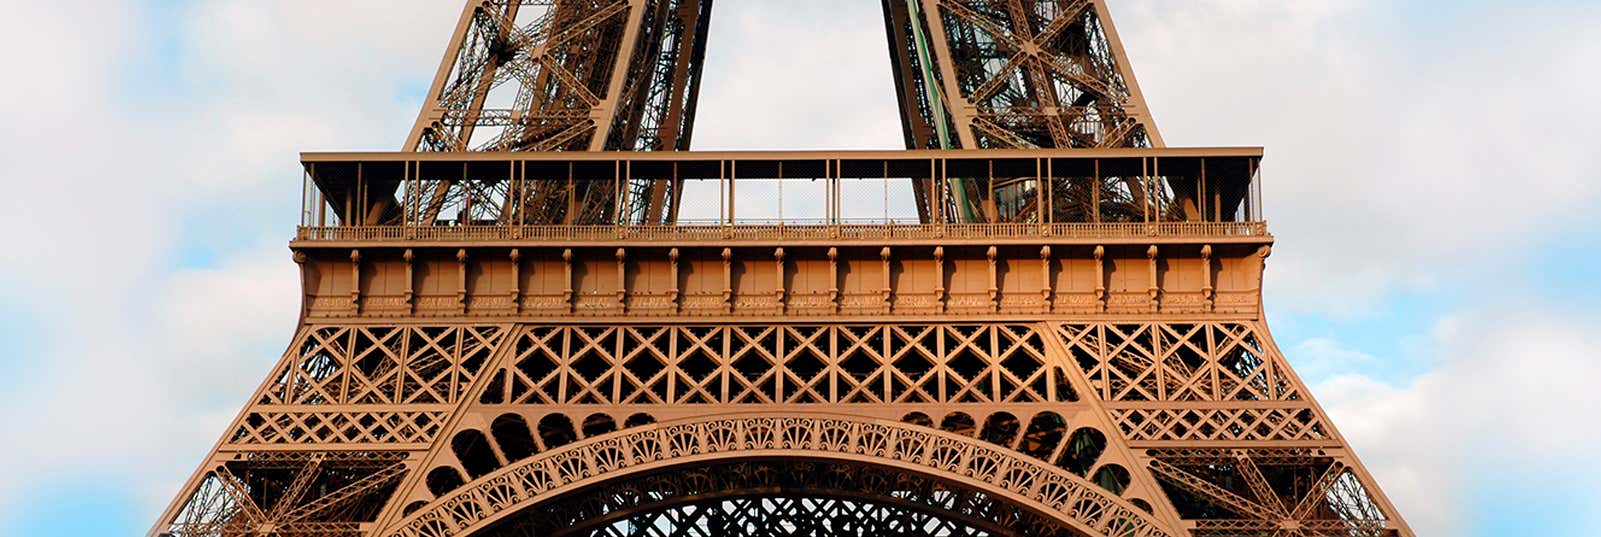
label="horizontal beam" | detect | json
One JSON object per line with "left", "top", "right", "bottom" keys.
{"left": 303, "top": 147, "right": 1263, "bottom": 164}
{"left": 301, "top": 147, "right": 1265, "bottom": 228}
{"left": 304, "top": 147, "right": 1263, "bottom": 183}
{"left": 293, "top": 222, "right": 1271, "bottom": 247}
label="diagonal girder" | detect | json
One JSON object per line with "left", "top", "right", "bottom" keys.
{"left": 1234, "top": 450, "right": 1290, "bottom": 518}
{"left": 886, "top": 0, "right": 1165, "bottom": 223}
{"left": 1148, "top": 457, "right": 1281, "bottom": 522}
{"left": 372, "top": 0, "right": 715, "bottom": 228}
{"left": 281, "top": 462, "right": 408, "bottom": 524}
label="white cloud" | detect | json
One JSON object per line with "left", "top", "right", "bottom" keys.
{"left": 692, "top": 1, "right": 906, "bottom": 152}
{"left": 1286, "top": 337, "right": 1378, "bottom": 383}
{"left": 0, "top": 240, "right": 299, "bottom": 521}
{"left": 0, "top": 0, "right": 453, "bottom": 524}
{"left": 1114, "top": 0, "right": 1601, "bottom": 315}
{"left": 1316, "top": 308, "right": 1601, "bottom": 536}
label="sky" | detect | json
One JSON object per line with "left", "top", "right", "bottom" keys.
{"left": 1, "top": 0, "right": 1599, "bottom": 535}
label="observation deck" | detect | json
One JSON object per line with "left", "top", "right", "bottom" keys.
{"left": 290, "top": 148, "right": 1273, "bottom": 321}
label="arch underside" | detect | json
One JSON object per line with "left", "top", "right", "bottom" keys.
{"left": 386, "top": 414, "right": 1170, "bottom": 537}
{"left": 477, "top": 459, "right": 1083, "bottom": 537}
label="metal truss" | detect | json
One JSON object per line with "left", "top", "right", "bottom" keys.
{"left": 156, "top": 1, "right": 1415, "bottom": 536}
{"left": 163, "top": 452, "right": 407, "bottom": 537}
{"left": 474, "top": 323, "right": 1072, "bottom": 406}
{"left": 158, "top": 319, "right": 1412, "bottom": 537}
{"left": 885, "top": 0, "right": 1166, "bottom": 223}
{"left": 371, "top": 0, "right": 1171, "bottom": 226}
{"left": 393, "top": 0, "right": 713, "bottom": 227}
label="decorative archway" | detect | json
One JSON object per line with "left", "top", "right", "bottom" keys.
{"left": 383, "top": 413, "right": 1175, "bottom": 537}
{"left": 487, "top": 459, "right": 1073, "bottom": 536}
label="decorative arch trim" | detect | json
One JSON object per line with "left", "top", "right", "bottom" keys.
{"left": 382, "top": 413, "right": 1176, "bottom": 537}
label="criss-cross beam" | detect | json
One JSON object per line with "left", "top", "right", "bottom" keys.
{"left": 885, "top": 0, "right": 1166, "bottom": 223}
{"left": 367, "top": 0, "right": 712, "bottom": 227}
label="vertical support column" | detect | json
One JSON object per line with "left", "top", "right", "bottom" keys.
{"left": 1045, "top": 158, "right": 1055, "bottom": 226}
{"left": 774, "top": 247, "right": 787, "bottom": 313}
{"left": 403, "top": 249, "right": 415, "bottom": 314}
{"left": 934, "top": 246, "right": 947, "bottom": 313}
{"left": 727, "top": 161, "right": 737, "bottom": 226}
{"left": 1201, "top": 245, "right": 1215, "bottom": 312}
{"left": 456, "top": 249, "right": 469, "bottom": 314}
{"left": 1142, "top": 157, "right": 1151, "bottom": 223}
{"left": 1093, "top": 245, "right": 1107, "bottom": 312}
{"left": 293, "top": 251, "right": 309, "bottom": 319}
{"left": 986, "top": 246, "right": 999, "bottom": 313}
{"left": 1256, "top": 245, "right": 1273, "bottom": 304}
{"left": 880, "top": 247, "right": 893, "bottom": 312}
{"left": 613, "top": 161, "right": 624, "bottom": 225}
{"left": 349, "top": 249, "right": 362, "bottom": 314}
{"left": 563, "top": 249, "right": 575, "bottom": 313}
{"left": 1146, "top": 245, "right": 1160, "bottom": 313}
{"left": 1040, "top": 246, "right": 1054, "bottom": 313}
{"left": 721, "top": 247, "right": 733, "bottom": 314}
{"left": 827, "top": 247, "right": 840, "bottom": 313}
{"left": 615, "top": 248, "right": 628, "bottom": 311}
{"left": 1036, "top": 158, "right": 1046, "bottom": 227}
{"left": 509, "top": 249, "right": 522, "bottom": 314}
{"left": 669, "top": 248, "right": 681, "bottom": 314}
{"left": 934, "top": 158, "right": 945, "bottom": 225}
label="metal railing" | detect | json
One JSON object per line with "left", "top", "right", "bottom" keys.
{"left": 295, "top": 221, "right": 1269, "bottom": 242}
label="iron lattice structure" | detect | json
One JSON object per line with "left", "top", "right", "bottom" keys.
{"left": 155, "top": 2, "right": 1414, "bottom": 537}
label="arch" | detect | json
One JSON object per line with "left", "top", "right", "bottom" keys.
{"left": 981, "top": 411, "right": 1022, "bottom": 447}
{"left": 449, "top": 429, "right": 499, "bottom": 478}
{"left": 1093, "top": 463, "right": 1133, "bottom": 496}
{"left": 580, "top": 412, "right": 617, "bottom": 437}
{"left": 1021, "top": 411, "right": 1068, "bottom": 460}
{"left": 536, "top": 412, "right": 577, "bottom": 449}
{"left": 1059, "top": 427, "right": 1108, "bottom": 476}
{"left": 941, "top": 411, "right": 977, "bottom": 436}
{"left": 622, "top": 412, "right": 656, "bottom": 428}
{"left": 489, "top": 413, "right": 536, "bottom": 462}
{"left": 424, "top": 467, "right": 464, "bottom": 497}
{"left": 382, "top": 413, "right": 1175, "bottom": 537}
{"left": 487, "top": 460, "right": 1062, "bottom": 536}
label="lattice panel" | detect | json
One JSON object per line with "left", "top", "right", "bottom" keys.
{"left": 163, "top": 452, "right": 408, "bottom": 537}
{"left": 232, "top": 411, "right": 447, "bottom": 445}
{"left": 935, "top": 0, "right": 1151, "bottom": 150}
{"left": 1055, "top": 322, "right": 1326, "bottom": 444}
{"left": 1147, "top": 449, "right": 1398, "bottom": 537}
{"left": 231, "top": 325, "right": 508, "bottom": 446}
{"left": 261, "top": 326, "right": 505, "bottom": 406}
{"left": 1108, "top": 406, "right": 1329, "bottom": 443}
{"left": 1057, "top": 322, "right": 1299, "bottom": 403}
{"left": 478, "top": 323, "right": 1074, "bottom": 406}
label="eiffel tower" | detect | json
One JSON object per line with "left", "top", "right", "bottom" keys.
{"left": 153, "top": 1, "right": 1414, "bottom": 536}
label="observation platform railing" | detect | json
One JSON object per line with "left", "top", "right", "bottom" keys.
{"left": 295, "top": 221, "right": 1269, "bottom": 244}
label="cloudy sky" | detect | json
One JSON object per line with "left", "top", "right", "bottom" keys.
{"left": 2, "top": 0, "right": 1599, "bottom": 535}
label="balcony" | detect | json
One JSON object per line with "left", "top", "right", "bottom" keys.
{"left": 295, "top": 148, "right": 1269, "bottom": 246}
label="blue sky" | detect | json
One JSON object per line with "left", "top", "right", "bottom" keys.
{"left": 1, "top": 0, "right": 1599, "bottom": 535}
